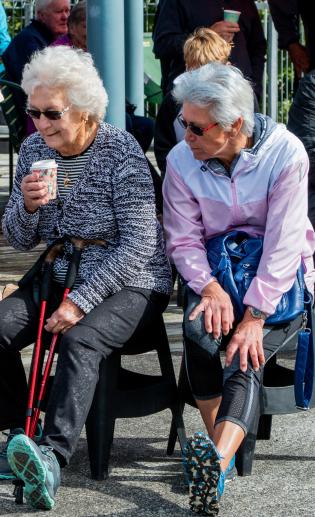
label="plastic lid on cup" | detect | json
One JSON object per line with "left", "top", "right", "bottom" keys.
{"left": 31, "top": 159, "right": 58, "bottom": 169}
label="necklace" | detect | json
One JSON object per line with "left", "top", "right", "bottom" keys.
{"left": 56, "top": 130, "right": 97, "bottom": 189}
{"left": 63, "top": 171, "right": 71, "bottom": 188}
{"left": 56, "top": 153, "right": 81, "bottom": 189}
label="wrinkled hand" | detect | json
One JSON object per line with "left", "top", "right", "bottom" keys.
{"left": 21, "top": 172, "right": 50, "bottom": 214}
{"left": 288, "top": 42, "right": 310, "bottom": 78}
{"left": 210, "top": 21, "right": 240, "bottom": 43}
{"left": 225, "top": 310, "right": 265, "bottom": 372}
{"left": 189, "top": 281, "right": 234, "bottom": 339}
{"left": 45, "top": 299, "right": 85, "bottom": 334}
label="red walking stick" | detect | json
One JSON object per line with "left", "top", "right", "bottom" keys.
{"left": 29, "top": 238, "right": 88, "bottom": 439}
{"left": 24, "top": 243, "right": 64, "bottom": 437}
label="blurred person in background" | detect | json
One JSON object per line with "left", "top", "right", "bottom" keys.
{"left": 2, "top": 0, "right": 70, "bottom": 134}
{"left": 153, "top": 0, "right": 266, "bottom": 100}
{"left": 52, "top": 0, "right": 86, "bottom": 50}
{"left": 268, "top": 0, "right": 315, "bottom": 83}
{"left": 0, "top": 1, "right": 11, "bottom": 74}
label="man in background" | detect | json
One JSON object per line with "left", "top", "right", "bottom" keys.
{"left": 2, "top": 0, "right": 70, "bottom": 133}
{"left": 153, "top": 0, "right": 266, "bottom": 100}
{"left": 268, "top": 1, "right": 315, "bottom": 81}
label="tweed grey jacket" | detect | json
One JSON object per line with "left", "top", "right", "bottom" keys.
{"left": 2, "top": 122, "right": 172, "bottom": 313}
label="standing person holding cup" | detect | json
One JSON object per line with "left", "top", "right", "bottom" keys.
{"left": 0, "top": 46, "right": 172, "bottom": 509}
{"left": 153, "top": 0, "right": 266, "bottom": 99}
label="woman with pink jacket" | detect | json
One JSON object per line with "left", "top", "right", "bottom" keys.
{"left": 163, "top": 62, "right": 315, "bottom": 516}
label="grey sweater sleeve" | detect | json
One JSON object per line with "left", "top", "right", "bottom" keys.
{"left": 1, "top": 139, "right": 41, "bottom": 250}
{"left": 68, "top": 138, "right": 158, "bottom": 313}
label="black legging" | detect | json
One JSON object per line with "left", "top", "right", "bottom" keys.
{"left": 183, "top": 287, "right": 301, "bottom": 434}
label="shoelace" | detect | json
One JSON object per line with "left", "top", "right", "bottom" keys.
{"left": 40, "top": 446, "right": 57, "bottom": 465}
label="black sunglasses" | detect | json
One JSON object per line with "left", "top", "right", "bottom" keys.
{"left": 177, "top": 114, "right": 218, "bottom": 136}
{"left": 26, "top": 105, "right": 70, "bottom": 120}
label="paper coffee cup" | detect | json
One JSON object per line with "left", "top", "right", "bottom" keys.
{"left": 223, "top": 9, "right": 241, "bottom": 23}
{"left": 31, "top": 159, "right": 58, "bottom": 200}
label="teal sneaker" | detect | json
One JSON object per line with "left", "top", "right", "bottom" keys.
{"left": 183, "top": 431, "right": 222, "bottom": 516}
{"left": 0, "top": 423, "right": 43, "bottom": 480}
{"left": 7, "top": 435, "right": 60, "bottom": 510}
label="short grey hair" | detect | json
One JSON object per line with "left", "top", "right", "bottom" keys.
{"left": 35, "top": 0, "right": 54, "bottom": 16}
{"left": 173, "top": 62, "right": 255, "bottom": 136}
{"left": 21, "top": 46, "right": 108, "bottom": 122}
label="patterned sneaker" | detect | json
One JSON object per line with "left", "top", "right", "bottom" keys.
{"left": 183, "top": 431, "right": 222, "bottom": 516}
{"left": 7, "top": 435, "right": 60, "bottom": 510}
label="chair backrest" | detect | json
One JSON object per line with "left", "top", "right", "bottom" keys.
{"left": 0, "top": 73, "right": 25, "bottom": 152}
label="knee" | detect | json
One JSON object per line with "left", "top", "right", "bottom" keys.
{"left": 223, "top": 352, "right": 262, "bottom": 385}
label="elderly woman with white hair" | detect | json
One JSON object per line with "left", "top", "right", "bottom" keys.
{"left": 0, "top": 46, "right": 172, "bottom": 509}
{"left": 163, "top": 62, "right": 315, "bottom": 516}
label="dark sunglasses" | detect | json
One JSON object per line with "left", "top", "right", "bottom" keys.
{"left": 177, "top": 114, "right": 218, "bottom": 136}
{"left": 26, "top": 105, "right": 70, "bottom": 120}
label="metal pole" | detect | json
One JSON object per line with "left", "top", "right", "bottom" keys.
{"left": 267, "top": 16, "right": 278, "bottom": 121}
{"left": 124, "top": 0, "right": 144, "bottom": 115}
{"left": 87, "top": 0, "right": 125, "bottom": 128}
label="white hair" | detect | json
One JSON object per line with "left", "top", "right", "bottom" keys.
{"left": 172, "top": 62, "right": 255, "bottom": 136}
{"left": 21, "top": 46, "right": 108, "bottom": 122}
{"left": 35, "top": 0, "right": 55, "bottom": 16}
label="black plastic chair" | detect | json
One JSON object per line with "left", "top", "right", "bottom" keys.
{"left": 0, "top": 73, "right": 25, "bottom": 192}
{"left": 85, "top": 312, "right": 186, "bottom": 480}
{"left": 167, "top": 314, "right": 315, "bottom": 476}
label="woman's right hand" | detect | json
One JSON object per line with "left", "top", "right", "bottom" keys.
{"left": 21, "top": 172, "right": 50, "bottom": 214}
{"left": 210, "top": 21, "right": 240, "bottom": 43}
{"left": 188, "top": 281, "right": 234, "bottom": 339}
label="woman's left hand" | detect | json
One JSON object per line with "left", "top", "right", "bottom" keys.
{"left": 45, "top": 299, "right": 85, "bottom": 334}
{"left": 225, "top": 311, "right": 265, "bottom": 372}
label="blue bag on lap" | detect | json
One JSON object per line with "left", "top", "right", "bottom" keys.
{"left": 205, "top": 230, "right": 305, "bottom": 325}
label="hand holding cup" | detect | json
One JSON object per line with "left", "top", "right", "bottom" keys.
{"left": 22, "top": 159, "right": 58, "bottom": 214}
{"left": 210, "top": 13, "right": 240, "bottom": 43}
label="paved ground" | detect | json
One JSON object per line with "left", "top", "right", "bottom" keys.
{"left": 0, "top": 151, "right": 315, "bottom": 516}
{"left": 1, "top": 353, "right": 315, "bottom": 517}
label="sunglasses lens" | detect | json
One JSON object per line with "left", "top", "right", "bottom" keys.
{"left": 26, "top": 109, "right": 63, "bottom": 120}
{"left": 44, "top": 111, "right": 62, "bottom": 120}
{"left": 190, "top": 124, "right": 203, "bottom": 136}
{"left": 26, "top": 109, "right": 41, "bottom": 119}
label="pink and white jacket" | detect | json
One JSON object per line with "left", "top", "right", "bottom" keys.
{"left": 163, "top": 115, "right": 315, "bottom": 315}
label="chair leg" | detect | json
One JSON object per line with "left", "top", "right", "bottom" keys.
{"left": 86, "top": 355, "right": 120, "bottom": 480}
{"left": 167, "top": 352, "right": 191, "bottom": 455}
{"left": 236, "top": 404, "right": 260, "bottom": 477}
{"left": 167, "top": 400, "right": 186, "bottom": 455}
{"left": 155, "top": 319, "right": 187, "bottom": 454}
{"left": 257, "top": 414, "right": 272, "bottom": 440}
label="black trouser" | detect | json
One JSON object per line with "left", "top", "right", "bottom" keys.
{"left": 183, "top": 287, "right": 301, "bottom": 434}
{"left": 0, "top": 282, "right": 169, "bottom": 465}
